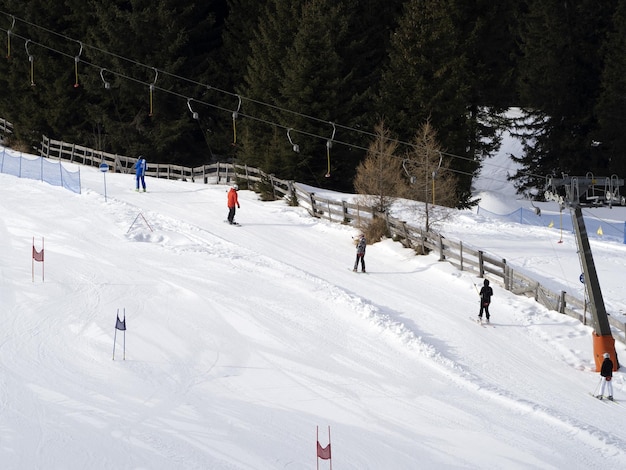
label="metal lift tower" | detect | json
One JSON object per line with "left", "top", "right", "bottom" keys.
{"left": 545, "top": 186, "right": 618, "bottom": 371}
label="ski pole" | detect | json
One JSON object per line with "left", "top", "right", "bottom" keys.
{"left": 464, "top": 272, "right": 480, "bottom": 295}
{"left": 592, "top": 377, "right": 602, "bottom": 396}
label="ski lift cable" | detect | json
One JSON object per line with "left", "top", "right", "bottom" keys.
{"left": 580, "top": 207, "right": 624, "bottom": 234}
{"left": 0, "top": 27, "right": 529, "bottom": 185}
{"left": 0, "top": 11, "right": 550, "bottom": 185}
{"left": 0, "top": 13, "right": 437, "bottom": 150}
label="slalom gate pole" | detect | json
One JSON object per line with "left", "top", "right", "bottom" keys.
{"left": 113, "top": 328, "right": 117, "bottom": 360}
{"left": 123, "top": 308, "right": 126, "bottom": 360}
{"left": 113, "top": 308, "right": 119, "bottom": 360}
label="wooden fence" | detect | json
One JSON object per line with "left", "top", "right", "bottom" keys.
{"left": 293, "top": 183, "right": 626, "bottom": 343}
{"left": 2, "top": 128, "right": 624, "bottom": 342}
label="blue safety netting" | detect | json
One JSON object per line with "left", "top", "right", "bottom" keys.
{"left": 0, "top": 148, "right": 81, "bottom": 194}
{"left": 476, "top": 205, "right": 626, "bottom": 243}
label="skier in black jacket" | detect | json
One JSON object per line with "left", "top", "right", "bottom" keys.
{"left": 596, "top": 352, "right": 614, "bottom": 400}
{"left": 478, "top": 279, "right": 493, "bottom": 322}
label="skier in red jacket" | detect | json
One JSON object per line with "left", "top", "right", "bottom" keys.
{"left": 227, "top": 184, "right": 240, "bottom": 224}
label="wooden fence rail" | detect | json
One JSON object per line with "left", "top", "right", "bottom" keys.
{"left": 0, "top": 117, "right": 14, "bottom": 136}
{"left": 2, "top": 127, "right": 624, "bottom": 342}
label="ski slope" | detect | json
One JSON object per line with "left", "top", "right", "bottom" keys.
{"left": 0, "top": 149, "right": 625, "bottom": 469}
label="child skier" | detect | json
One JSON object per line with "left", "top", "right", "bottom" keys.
{"left": 478, "top": 279, "right": 493, "bottom": 322}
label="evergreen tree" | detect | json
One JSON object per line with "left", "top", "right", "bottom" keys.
{"left": 0, "top": 0, "right": 88, "bottom": 148}
{"left": 236, "top": 0, "right": 403, "bottom": 191}
{"left": 78, "top": 0, "right": 226, "bottom": 165}
{"left": 0, "top": 0, "right": 228, "bottom": 165}
{"left": 378, "top": 0, "right": 510, "bottom": 205}
{"left": 277, "top": 0, "right": 350, "bottom": 185}
{"left": 512, "top": 0, "right": 616, "bottom": 195}
{"left": 235, "top": 0, "right": 305, "bottom": 175}
{"left": 594, "top": 0, "right": 626, "bottom": 177}
{"left": 222, "top": 0, "right": 263, "bottom": 87}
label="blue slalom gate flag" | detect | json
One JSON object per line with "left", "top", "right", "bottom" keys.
{"left": 115, "top": 314, "right": 126, "bottom": 331}
{"left": 113, "top": 309, "right": 126, "bottom": 360}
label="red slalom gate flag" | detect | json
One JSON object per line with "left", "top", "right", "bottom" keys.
{"left": 32, "top": 239, "right": 44, "bottom": 262}
{"left": 32, "top": 237, "right": 45, "bottom": 282}
{"left": 317, "top": 441, "right": 331, "bottom": 460}
{"left": 316, "top": 425, "right": 332, "bottom": 469}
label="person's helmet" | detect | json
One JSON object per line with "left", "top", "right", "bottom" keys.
{"left": 233, "top": 184, "right": 238, "bottom": 190}
{"left": 604, "top": 352, "right": 611, "bottom": 359}
{"left": 484, "top": 279, "right": 490, "bottom": 286}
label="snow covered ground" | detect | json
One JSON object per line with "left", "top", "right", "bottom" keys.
{"left": 1, "top": 142, "right": 626, "bottom": 469}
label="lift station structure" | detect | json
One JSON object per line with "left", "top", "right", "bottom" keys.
{"left": 545, "top": 173, "right": 625, "bottom": 207}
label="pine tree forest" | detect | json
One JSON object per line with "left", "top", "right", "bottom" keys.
{"left": 0, "top": 0, "right": 624, "bottom": 204}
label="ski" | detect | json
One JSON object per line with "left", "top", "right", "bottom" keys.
{"left": 224, "top": 220, "right": 241, "bottom": 226}
{"left": 469, "top": 316, "right": 486, "bottom": 327}
{"left": 588, "top": 392, "right": 619, "bottom": 404}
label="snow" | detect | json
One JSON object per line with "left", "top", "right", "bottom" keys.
{"left": 1, "top": 141, "right": 626, "bottom": 469}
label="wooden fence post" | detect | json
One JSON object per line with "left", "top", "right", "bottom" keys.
{"left": 270, "top": 174, "right": 277, "bottom": 200}
{"left": 438, "top": 233, "right": 444, "bottom": 261}
{"left": 460, "top": 240, "right": 464, "bottom": 270}
{"left": 478, "top": 250, "right": 485, "bottom": 278}
{"left": 402, "top": 221, "right": 411, "bottom": 248}
{"left": 342, "top": 201, "right": 349, "bottom": 224}
{"left": 502, "top": 259, "right": 508, "bottom": 289}
{"left": 309, "top": 193, "right": 318, "bottom": 217}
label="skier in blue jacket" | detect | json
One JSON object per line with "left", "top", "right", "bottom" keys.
{"left": 134, "top": 155, "right": 147, "bottom": 192}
